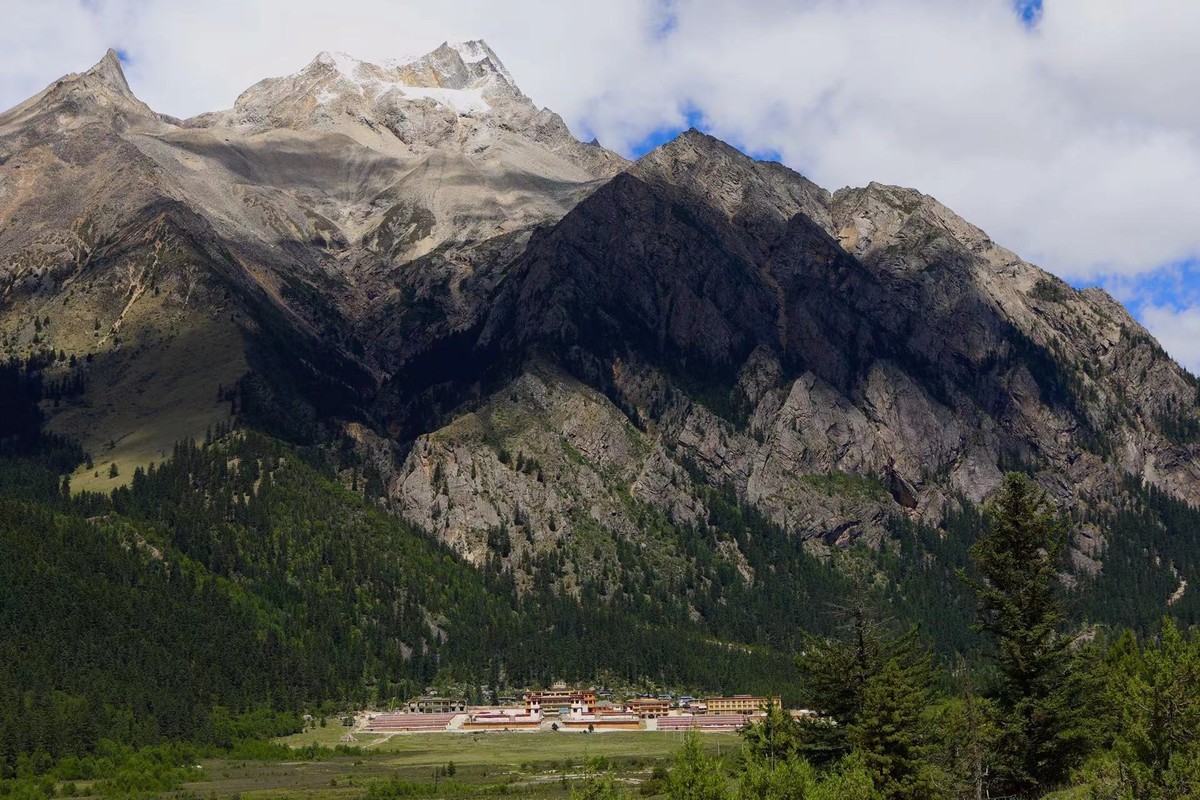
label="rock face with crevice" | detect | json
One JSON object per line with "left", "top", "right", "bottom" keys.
{"left": 393, "top": 128, "right": 1199, "bottom": 573}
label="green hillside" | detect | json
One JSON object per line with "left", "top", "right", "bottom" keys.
{"left": 4, "top": 351, "right": 1200, "bottom": 798}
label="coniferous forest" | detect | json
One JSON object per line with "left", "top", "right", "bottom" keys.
{"left": 1, "top": 354, "right": 1199, "bottom": 799}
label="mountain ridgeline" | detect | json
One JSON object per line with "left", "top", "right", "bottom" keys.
{"left": 1, "top": 40, "right": 1200, "bottom": 763}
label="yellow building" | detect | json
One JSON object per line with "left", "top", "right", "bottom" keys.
{"left": 703, "top": 695, "right": 782, "bottom": 715}
{"left": 625, "top": 697, "right": 671, "bottom": 719}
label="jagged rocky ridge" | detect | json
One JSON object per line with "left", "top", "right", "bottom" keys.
{"left": 1, "top": 45, "right": 1198, "bottom": 608}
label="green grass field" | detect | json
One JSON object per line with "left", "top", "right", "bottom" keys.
{"left": 174, "top": 729, "right": 740, "bottom": 799}
{"left": 280, "top": 727, "right": 740, "bottom": 766}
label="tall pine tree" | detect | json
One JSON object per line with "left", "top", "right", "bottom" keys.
{"left": 667, "top": 730, "right": 728, "bottom": 800}
{"left": 965, "top": 472, "right": 1093, "bottom": 797}
{"left": 850, "top": 658, "right": 940, "bottom": 800}
{"left": 795, "top": 578, "right": 940, "bottom": 798}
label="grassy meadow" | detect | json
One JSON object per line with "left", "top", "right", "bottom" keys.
{"left": 172, "top": 729, "right": 740, "bottom": 799}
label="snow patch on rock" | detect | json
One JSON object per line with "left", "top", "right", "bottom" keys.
{"left": 399, "top": 86, "right": 489, "bottom": 114}
{"left": 447, "top": 40, "right": 516, "bottom": 84}
{"left": 316, "top": 51, "right": 364, "bottom": 78}
{"left": 299, "top": 42, "right": 510, "bottom": 115}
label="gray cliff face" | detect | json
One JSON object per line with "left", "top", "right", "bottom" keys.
{"left": 393, "top": 130, "right": 1199, "bottom": 568}
{"left": 1, "top": 47, "right": 1197, "bottom": 597}
{"left": 830, "top": 180, "right": 1200, "bottom": 499}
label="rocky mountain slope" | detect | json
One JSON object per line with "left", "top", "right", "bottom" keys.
{"left": 0, "top": 44, "right": 619, "bottom": 486}
{"left": 391, "top": 130, "right": 1200, "bottom": 585}
{"left": 2, "top": 44, "right": 1198, "bottom": 619}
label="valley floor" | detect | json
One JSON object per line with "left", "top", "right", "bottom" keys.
{"left": 177, "top": 730, "right": 738, "bottom": 799}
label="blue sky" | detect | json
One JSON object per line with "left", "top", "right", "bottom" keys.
{"left": 1015, "top": 0, "right": 1044, "bottom": 26}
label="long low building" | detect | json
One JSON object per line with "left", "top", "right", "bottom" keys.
{"left": 363, "top": 712, "right": 461, "bottom": 732}
{"left": 559, "top": 710, "right": 642, "bottom": 731}
{"left": 461, "top": 708, "right": 541, "bottom": 731}
{"left": 658, "top": 714, "right": 760, "bottom": 731}
{"left": 560, "top": 719, "right": 641, "bottom": 731}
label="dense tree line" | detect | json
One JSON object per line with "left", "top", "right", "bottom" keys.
{"left": 0, "top": 484, "right": 307, "bottom": 778}
{"left": 0, "top": 430, "right": 804, "bottom": 783}
{"left": 575, "top": 474, "right": 1200, "bottom": 799}
{"left": 1077, "top": 475, "right": 1200, "bottom": 629}
{"left": 4, "top": 348, "right": 1200, "bottom": 796}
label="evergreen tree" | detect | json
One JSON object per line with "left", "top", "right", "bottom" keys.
{"left": 739, "top": 705, "right": 803, "bottom": 768}
{"left": 806, "top": 754, "right": 884, "bottom": 800}
{"left": 965, "top": 472, "right": 1092, "bottom": 797}
{"left": 932, "top": 663, "right": 1000, "bottom": 800}
{"left": 1082, "top": 619, "right": 1200, "bottom": 799}
{"left": 667, "top": 730, "right": 728, "bottom": 800}
{"left": 735, "top": 755, "right": 815, "bottom": 800}
{"left": 850, "top": 658, "right": 940, "bottom": 800}
{"left": 795, "top": 586, "right": 928, "bottom": 764}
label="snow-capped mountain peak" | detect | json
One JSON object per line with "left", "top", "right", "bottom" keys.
{"left": 301, "top": 40, "right": 518, "bottom": 99}
{"left": 444, "top": 40, "right": 517, "bottom": 86}
{"left": 311, "top": 50, "right": 369, "bottom": 78}
{"left": 296, "top": 47, "right": 499, "bottom": 114}
{"left": 180, "top": 38, "right": 624, "bottom": 183}
{"left": 200, "top": 39, "right": 528, "bottom": 130}
{"left": 185, "top": 43, "right": 501, "bottom": 137}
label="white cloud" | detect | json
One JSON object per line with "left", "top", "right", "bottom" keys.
{"left": 1141, "top": 305, "right": 1200, "bottom": 375}
{"left": 5, "top": 0, "right": 1200, "bottom": 366}
{"left": 575, "top": 0, "right": 1200, "bottom": 283}
{"left": 0, "top": 0, "right": 664, "bottom": 128}
{"left": 0, "top": 1, "right": 114, "bottom": 104}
